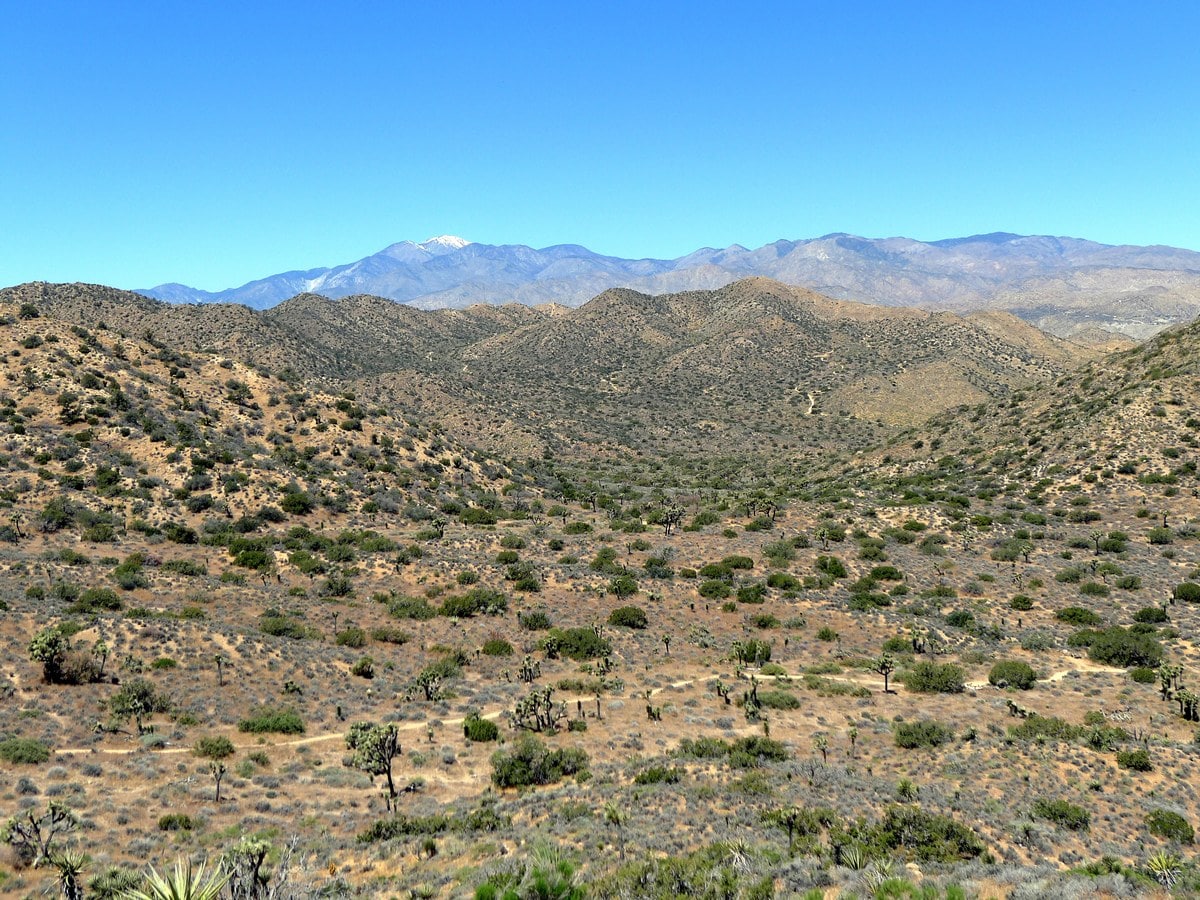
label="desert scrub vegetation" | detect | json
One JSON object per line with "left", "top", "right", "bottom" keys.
{"left": 0, "top": 737, "right": 52, "bottom": 764}
{"left": 237, "top": 707, "right": 305, "bottom": 734}
{"left": 490, "top": 735, "right": 589, "bottom": 787}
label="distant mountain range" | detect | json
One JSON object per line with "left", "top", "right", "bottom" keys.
{"left": 136, "top": 232, "right": 1200, "bottom": 338}
{"left": 2, "top": 277, "right": 1105, "bottom": 459}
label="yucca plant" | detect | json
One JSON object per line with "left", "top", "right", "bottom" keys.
{"left": 119, "top": 859, "right": 228, "bottom": 900}
{"left": 1145, "top": 850, "right": 1182, "bottom": 888}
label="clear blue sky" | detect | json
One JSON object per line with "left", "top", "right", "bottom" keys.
{"left": 3, "top": 1, "right": 1198, "bottom": 290}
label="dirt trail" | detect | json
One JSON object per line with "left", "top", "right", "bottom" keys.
{"left": 53, "top": 676, "right": 718, "bottom": 757}
{"left": 964, "top": 658, "right": 1125, "bottom": 691}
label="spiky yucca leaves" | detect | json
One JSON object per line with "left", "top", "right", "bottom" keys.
{"left": 1145, "top": 851, "right": 1182, "bottom": 888}
{"left": 118, "top": 859, "right": 228, "bottom": 900}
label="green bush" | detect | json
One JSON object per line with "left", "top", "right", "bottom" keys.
{"left": 1116, "top": 748, "right": 1152, "bottom": 771}
{"left": 546, "top": 627, "right": 611, "bottom": 660}
{"left": 68, "top": 587, "right": 123, "bottom": 614}
{"left": 728, "top": 736, "right": 788, "bottom": 768}
{"left": 1174, "top": 582, "right": 1200, "bottom": 603}
{"left": 1033, "top": 798, "right": 1090, "bottom": 830}
{"left": 1146, "top": 808, "right": 1193, "bottom": 843}
{"left": 335, "top": 627, "right": 368, "bottom": 648}
{"left": 464, "top": 714, "right": 500, "bottom": 743}
{"left": 814, "top": 556, "right": 847, "bottom": 578}
{"left": 698, "top": 579, "right": 731, "bottom": 599}
{"left": 481, "top": 638, "right": 514, "bottom": 657}
{"left": 0, "top": 737, "right": 51, "bottom": 764}
{"left": 238, "top": 707, "right": 305, "bottom": 735}
{"left": 157, "top": 813, "right": 195, "bottom": 832}
{"left": 490, "top": 734, "right": 588, "bottom": 787}
{"left": 1133, "top": 606, "right": 1169, "bottom": 624}
{"left": 1009, "top": 595, "right": 1034, "bottom": 611}
{"left": 1130, "top": 667, "right": 1157, "bottom": 684}
{"left": 633, "top": 765, "right": 682, "bottom": 785}
{"left": 757, "top": 690, "right": 801, "bottom": 710}
{"left": 389, "top": 596, "right": 436, "bottom": 620}
{"left": 988, "top": 660, "right": 1037, "bottom": 690}
{"left": 1056, "top": 607, "right": 1102, "bottom": 626}
{"left": 893, "top": 719, "right": 955, "bottom": 749}
{"left": 607, "top": 605, "right": 648, "bottom": 629}
{"left": 193, "top": 736, "right": 235, "bottom": 760}
{"left": 1086, "top": 627, "right": 1162, "bottom": 668}
{"left": 370, "top": 626, "right": 410, "bottom": 644}
{"left": 899, "top": 662, "right": 964, "bottom": 694}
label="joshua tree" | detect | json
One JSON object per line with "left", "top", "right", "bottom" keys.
{"left": 874, "top": 653, "right": 897, "bottom": 694}
{"left": 214, "top": 654, "right": 226, "bottom": 686}
{"left": 210, "top": 761, "right": 227, "bottom": 803}
{"left": 1, "top": 801, "right": 77, "bottom": 869}
{"left": 345, "top": 722, "right": 401, "bottom": 810}
{"left": 813, "top": 733, "right": 829, "bottom": 764}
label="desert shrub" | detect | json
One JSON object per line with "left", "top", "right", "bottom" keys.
{"left": 490, "top": 735, "right": 588, "bottom": 787}
{"left": 608, "top": 605, "right": 648, "bottom": 629}
{"left": 1146, "top": 808, "right": 1193, "bottom": 844}
{"left": 546, "top": 628, "right": 610, "bottom": 660}
{"left": 814, "top": 556, "right": 847, "bottom": 578}
{"left": 1174, "top": 582, "right": 1200, "bottom": 603}
{"left": 157, "top": 813, "right": 195, "bottom": 832}
{"left": 440, "top": 587, "right": 509, "bottom": 618}
{"left": 335, "top": 627, "right": 368, "bottom": 648}
{"left": 945, "top": 610, "right": 975, "bottom": 629}
{"left": 464, "top": 714, "right": 500, "bottom": 743}
{"left": 766, "top": 572, "right": 800, "bottom": 590}
{"left": 1148, "top": 527, "right": 1174, "bottom": 545}
{"left": 0, "top": 737, "right": 51, "bottom": 764}
{"left": 388, "top": 596, "right": 436, "bottom": 620}
{"left": 1086, "top": 627, "right": 1162, "bottom": 667}
{"left": 1079, "top": 581, "right": 1110, "bottom": 597}
{"left": 1033, "top": 798, "right": 1090, "bottom": 830}
{"left": 370, "top": 626, "right": 410, "bottom": 644}
{"left": 563, "top": 521, "right": 592, "bottom": 534}
{"left": 238, "top": 707, "right": 305, "bottom": 735}
{"left": 350, "top": 656, "right": 375, "bottom": 678}
{"left": 757, "top": 690, "right": 801, "bottom": 710}
{"left": 161, "top": 559, "right": 205, "bottom": 577}
{"left": 737, "top": 583, "right": 767, "bottom": 604}
{"left": 678, "top": 737, "right": 729, "bottom": 759}
{"left": 634, "top": 765, "right": 682, "bottom": 785}
{"left": 356, "top": 813, "right": 450, "bottom": 844}
{"left": 259, "top": 612, "right": 318, "bottom": 640}
{"left": 1009, "top": 595, "right": 1034, "bottom": 611}
{"left": 816, "top": 627, "right": 838, "bottom": 642}
{"left": 193, "top": 736, "right": 235, "bottom": 760}
{"left": 1133, "top": 606, "right": 1169, "bottom": 624}
{"left": 899, "top": 662, "right": 964, "bottom": 694}
{"left": 1009, "top": 714, "right": 1085, "bottom": 742}
{"left": 1056, "top": 606, "right": 1102, "bottom": 626}
{"left": 1116, "top": 748, "right": 1152, "bottom": 771}
{"left": 68, "top": 587, "right": 123, "bottom": 614}
{"left": 728, "top": 735, "right": 788, "bottom": 768}
{"left": 698, "top": 579, "right": 731, "bottom": 599}
{"left": 893, "top": 719, "right": 955, "bottom": 749}
{"left": 988, "top": 660, "right": 1037, "bottom": 690}
{"left": 871, "top": 805, "right": 986, "bottom": 862}
{"left": 1130, "top": 667, "right": 1157, "bottom": 684}
{"left": 518, "top": 610, "right": 552, "bottom": 631}
{"left": 481, "top": 638, "right": 514, "bottom": 656}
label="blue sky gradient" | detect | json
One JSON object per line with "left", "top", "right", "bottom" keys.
{"left": 2, "top": 1, "right": 1197, "bottom": 289}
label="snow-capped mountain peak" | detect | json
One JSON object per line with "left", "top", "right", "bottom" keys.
{"left": 420, "top": 235, "right": 472, "bottom": 252}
